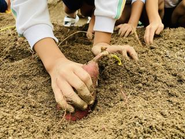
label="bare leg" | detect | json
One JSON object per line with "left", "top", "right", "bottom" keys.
{"left": 115, "top": 5, "right": 131, "bottom": 25}
{"left": 80, "top": 2, "right": 94, "bottom": 17}
{"left": 178, "top": 15, "right": 185, "bottom": 27}
{"left": 141, "top": 0, "right": 164, "bottom": 26}
{"left": 171, "top": 1, "right": 185, "bottom": 27}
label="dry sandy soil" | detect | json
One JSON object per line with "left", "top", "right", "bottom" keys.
{"left": 0, "top": 2, "right": 185, "bottom": 139}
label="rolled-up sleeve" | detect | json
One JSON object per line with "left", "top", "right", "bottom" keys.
{"left": 11, "top": 0, "right": 58, "bottom": 49}
{"left": 94, "top": 0, "right": 126, "bottom": 33}
{"left": 132, "top": 0, "right": 146, "bottom": 3}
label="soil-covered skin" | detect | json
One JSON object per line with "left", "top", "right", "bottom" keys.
{"left": 1, "top": 11, "right": 185, "bottom": 139}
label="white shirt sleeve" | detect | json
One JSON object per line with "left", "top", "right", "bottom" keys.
{"left": 132, "top": 0, "right": 146, "bottom": 4}
{"left": 11, "top": 0, "right": 58, "bottom": 49}
{"left": 94, "top": 0, "right": 126, "bottom": 33}
{"left": 164, "top": 0, "right": 180, "bottom": 8}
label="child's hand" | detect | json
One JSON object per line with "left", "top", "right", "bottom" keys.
{"left": 144, "top": 21, "right": 164, "bottom": 44}
{"left": 115, "top": 23, "right": 135, "bottom": 37}
{"left": 86, "top": 30, "right": 94, "bottom": 40}
{"left": 92, "top": 43, "right": 110, "bottom": 55}
{"left": 48, "top": 58, "right": 95, "bottom": 113}
{"left": 92, "top": 43, "right": 138, "bottom": 60}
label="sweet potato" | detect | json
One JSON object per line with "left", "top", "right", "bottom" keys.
{"left": 63, "top": 52, "right": 112, "bottom": 121}
{"left": 65, "top": 106, "right": 90, "bottom": 121}
{"left": 65, "top": 60, "right": 99, "bottom": 121}
{"left": 82, "top": 60, "right": 99, "bottom": 87}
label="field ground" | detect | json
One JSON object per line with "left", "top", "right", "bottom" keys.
{"left": 0, "top": 2, "right": 185, "bottom": 139}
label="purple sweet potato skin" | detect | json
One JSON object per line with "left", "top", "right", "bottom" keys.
{"left": 82, "top": 61, "right": 99, "bottom": 87}
{"left": 65, "top": 61, "right": 99, "bottom": 121}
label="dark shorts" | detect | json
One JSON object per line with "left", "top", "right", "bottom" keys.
{"left": 162, "top": 8, "right": 175, "bottom": 28}
{"left": 0, "top": 0, "right": 7, "bottom": 13}
{"left": 126, "top": 0, "right": 132, "bottom": 5}
{"left": 63, "top": 0, "right": 94, "bottom": 10}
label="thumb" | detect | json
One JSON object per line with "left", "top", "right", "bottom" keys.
{"left": 92, "top": 46, "right": 102, "bottom": 55}
{"left": 92, "top": 43, "right": 109, "bottom": 55}
{"left": 86, "top": 32, "right": 93, "bottom": 40}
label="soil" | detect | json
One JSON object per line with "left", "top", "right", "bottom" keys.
{"left": 0, "top": 2, "right": 185, "bottom": 139}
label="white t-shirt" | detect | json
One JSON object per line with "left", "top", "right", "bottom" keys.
{"left": 126, "top": 0, "right": 145, "bottom": 5}
{"left": 164, "top": 0, "right": 180, "bottom": 8}
{"left": 11, "top": 0, "right": 127, "bottom": 48}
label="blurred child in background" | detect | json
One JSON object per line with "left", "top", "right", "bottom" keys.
{"left": 62, "top": 0, "right": 95, "bottom": 40}
{"left": 144, "top": 0, "right": 185, "bottom": 44}
{"left": 115, "top": 0, "right": 145, "bottom": 37}
{"left": 86, "top": 0, "right": 145, "bottom": 39}
{"left": 62, "top": 0, "right": 94, "bottom": 27}
{"left": 143, "top": 0, "right": 164, "bottom": 44}
{"left": 163, "top": 0, "right": 185, "bottom": 28}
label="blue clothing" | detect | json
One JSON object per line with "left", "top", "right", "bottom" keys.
{"left": 0, "top": 0, "right": 7, "bottom": 13}
{"left": 62, "top": 0, "right": 94, "bottom": 10}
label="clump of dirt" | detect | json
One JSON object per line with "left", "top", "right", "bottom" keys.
{"left": 0, "top": 13, "right": 185, "bottom": 138}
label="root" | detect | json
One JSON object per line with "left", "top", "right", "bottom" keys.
{"left": 119, "top": 84, "right": 128, "bottom": 106}
{"left": 92, "top": 51, "right": 123, "bottom": 67}
{"left": 49, "top": 91, "right": 69, "bottom": 138}
{"left": 120, "top": 89, "right": 128, "bottom": 106}
{"left": 59, "top": 110, "right": 67, "bottom": 124}
{"left": 132, "top": 27, "right": 143, "bottom": 47}
{"left": 58, "top": 31, "right": 87, "bottom": 46}
{"left": 92, "top": 51, "right": 109, "bottom": 62}
{"left": 49, "top": 108, "right": 67, "bottom": 138}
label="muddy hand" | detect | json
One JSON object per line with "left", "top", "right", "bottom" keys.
{"left": 92, "top": 43, "right": 138, "bottom": 60}
{"left": 106, "top": 45, "right": 138, "bottom": 60}
{"left": 50, "top": 58, "right": 95, "bottom": 113}
{"left": 144, "top": 22, "right": 164, "bottom": 44}
{"left": 115, "top": 23, "right": 135, "bottom": 37}
{"left": 92, "top": 43, "right": 110, "bottom": 55}
{"left": 86, "top": 31, "right": 94, "bottom": 40}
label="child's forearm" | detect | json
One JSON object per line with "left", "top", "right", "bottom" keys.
{"left": 146, "top": 0, "right": 161, "bottom": 23}
{"left": 11, "top": 0, "right": 58, "bottom": 49}
{"left": 34, "top": 38, "right": 66, "bottom": 72}
{"left": 93, "top": 0, "right": 126, "bottom": 45}
{"left": 128, "top": 0, "right": 144, "bottom": 27}
{"left": 93, "top": 32, "right": 111, "bottom": 45}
